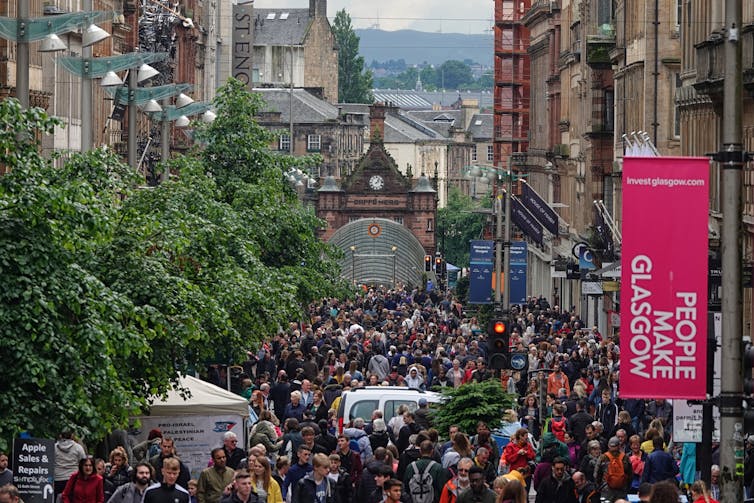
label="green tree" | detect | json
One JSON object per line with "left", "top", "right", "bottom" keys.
{"left": 437, "top": 186, "right": 489, "bottom": 268}
{"left": 431, "top": 380, "right": 517, "bottom": 435}
{"left": 395, "top": 67, "right": 419, "bottom": 90}
{"left": 419, "top": 66, "right": 438, "bottom": 90}
{"left": 437, "top": 60, "right": 474, "bottom": 89}
{"left": 333, "top": 10, "right": 374, "bottom": 103}
{"left": 0, "top": 81, "right": 349, "bottom": 451}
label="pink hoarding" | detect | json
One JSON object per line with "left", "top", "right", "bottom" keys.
{"left": 620, "top": 157, "right": 709, "bottom": 399}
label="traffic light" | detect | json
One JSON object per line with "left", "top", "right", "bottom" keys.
{"left": 435, "top": 256, "right": 443, "bottom": 271}
{"left": 424, "top": 255, "right": 432, "bottom": 272}
{"left": 487, "top": 317, "right": 510, "bottom": 370}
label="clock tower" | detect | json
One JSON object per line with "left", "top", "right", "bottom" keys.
{"left": 316, "top": 102, "right": 437, "bottom": 255}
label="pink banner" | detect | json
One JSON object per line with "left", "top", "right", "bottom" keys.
{"left": 620, "top": 157, "right": 709, "bottom": 399}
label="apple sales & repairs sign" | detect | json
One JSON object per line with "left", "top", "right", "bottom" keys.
{"left": 13, "top": 438, "right": 55, "bottom": 503}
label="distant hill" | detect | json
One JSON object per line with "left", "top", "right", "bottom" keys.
{"left": 355, "top": 29, "right": 493, "bottom": 67}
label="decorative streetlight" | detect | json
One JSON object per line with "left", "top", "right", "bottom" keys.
{"left": 60, "top": 52, "right": 170, "bottom": 154}
{"left": 463, "top": 162, "right": 525, "bottom": 311}
{"left": 391, "top": 245, "right": 398, "bottom": 287}
{"left": 350, "top": 246, "right": 356, "bottom": 285}
{"left": 0, "top": 6, "right": 111, "bottom": 109}
{"left": 103, "top": 76, "right": 193, "bottom": 169}
{"left": 150, "top": 100, "right": 215, "bottom": 181}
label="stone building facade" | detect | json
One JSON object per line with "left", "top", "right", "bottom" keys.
{"left": 248, "top": 0, "right": 338, "bottom": 104}
{"left": 316, "top": 104, "right": 438, "bottom": 255}
{"left": 678, "top": 2, "right": 754, "bottom": 335}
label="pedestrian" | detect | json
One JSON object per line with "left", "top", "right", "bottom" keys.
{"left": 55, "top": 431, "right": 88, "bottom": 496}
{"left": 249, "top": 457, "right": 283, "bottom": 503}
{"left": 198, "top": 448, "right": 236, "bottom": 503}
{"left": 150, "top": 437, "right": 191, "bottom": 490}
{"left": 689, "top": 480, "right": 719, "bottom": 503}
{"left": 104, "top": 447, "right": 133, "bottom": 500}
{"left": 0, "top": 485, "right": 20, "bottom": 503}
{"left": 291, "top": 453, "right": 335, "bottom": 503}
{"left": 594, "top": 437, "right": 631, "bottom": 502}
{"left": 456, "top": 466, "right": 495, "bottom": 503}
{"left": 533, "top": 457, "right": 575, "bottom": 503}
{"left": 640, "top": 437, "right": 678, "bottom": 484}
{"left": 107, "top": 462, "right": 154, "bottom": 503}
{"left": 62, "top": 458, "right": 104, "bottom": 503}
{"left": 223, "top": 433, "right": 246, "bottom": 470}
{"left": 438, "top": 458, "right": 473, "bottom": 503}
{"left": 0, "top": 453, "right": 12, "bottom": 487}
{"left": 219, "top": 470, "right": 258, "bottom": 503}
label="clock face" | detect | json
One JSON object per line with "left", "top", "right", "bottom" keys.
{"left": 369, "top": 175, "right": 384, "bottom": 191}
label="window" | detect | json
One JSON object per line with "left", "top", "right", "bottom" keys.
{"left": 603, "top": 90, "right": 614, "bottom": 131}
{"left": 384, "top": 400, "right": 418, "bottom": 420}
{"left": 279, "top": 134, "right": 290, "bottom": 151}
{"left": 307, "top": 134, "right": 321, "bottom": 151}
{"left": 472, "top": 145, "right": 477, "bottom": 161}
{"left": 487, "top": 145, "right": 494, "bottom": 161}
{"left": 571, "top": 22, "right": 581, "bottom": 54}
{"left": 349, "top": 400, "right": 379, "bottom": 422}
{"left": 597, "top": 0, "right": 614, "bottom": 28}
{"left": 675, "top": 0, "right": 682, "bottom": 30}
{"left": 426, "top": 219, "right": 434, "bottom": 232}
{"left": 393, "top": 216, "right": 404, "bottom": 224}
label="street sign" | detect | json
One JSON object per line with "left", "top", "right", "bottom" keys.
{"left": 510, "top": 352, "right": 528, "bottom": 371}
{"left": 13, "top": 438, "right": 55, "bottom": 503}
{"left": 581, "top": 281, "right": 603, "bottom": 295}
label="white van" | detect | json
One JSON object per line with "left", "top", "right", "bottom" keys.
{"left": 335, "top": 386, "right": 444, "bottom": 432}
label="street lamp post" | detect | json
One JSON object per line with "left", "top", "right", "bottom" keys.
{"left": 350, "top": 246, "right": 356, "bottom": 285}
{"left": 391, "top": 245, "right": 398, "bottom": 287}
{"left": 464, "top": 163, "right": 523, "bottom": 312}
{"left": 0, "top": 8, "right": 111, "bottom": 110}
{"left": 16, "top": 0, "right": 28, "bottom": 109}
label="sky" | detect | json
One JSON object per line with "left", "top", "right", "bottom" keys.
{"left": 252, "top": 0, "right": 495, "bottom": 35}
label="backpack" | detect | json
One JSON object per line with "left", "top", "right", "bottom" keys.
{"left": 605, "top": 452, "right": 627, "bottom": 489}
{"left": 408, "top": 460, "right": 436, "bottom": 503}
{"left": 549, "top": 416, "right": 566, "bottom": 442}
{"left": 349, "top": 438, "right": 361, "bottom": 454}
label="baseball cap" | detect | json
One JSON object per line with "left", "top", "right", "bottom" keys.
{"left": 418, "top": 398, "right": 428, "bottom": 407}
{"left": 608, "top": 437, "right": 620, "bottom": 447}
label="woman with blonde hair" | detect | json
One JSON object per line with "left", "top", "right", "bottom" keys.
{"left": 689, "top": 480, "right": 718, "bottom": 503}
{"left": 492, "top": 476, "right": 510, "bottom": 498}
{"left": 250, "top": 456, "right": 283, "bottom": 503}
{"left": 497, "top": 478, "right": 526, "bottom": 503}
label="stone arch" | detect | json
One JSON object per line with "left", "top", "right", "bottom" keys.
{"left": 329, "top": 218, "right": 427, "bottom": 287}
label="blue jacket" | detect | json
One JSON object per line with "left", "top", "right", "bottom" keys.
{"left": 640, "top": 450, "right": 678, "bottom": 484}
{"left": 283, "top": 462, "right": 312, "bottom": 499}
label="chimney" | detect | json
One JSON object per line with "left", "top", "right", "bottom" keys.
{"left": 370, "top": 102, "right": 388, "bottom": 143}
{"left": 309, "top": 0, "right": 326, "bottom": 18}
{"left": 461, "top": 98, "right": 480, "bottom": 130}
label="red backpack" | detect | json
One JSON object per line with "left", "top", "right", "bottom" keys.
{"left": 549, "top": 416, "right": 566, "bottom": 442}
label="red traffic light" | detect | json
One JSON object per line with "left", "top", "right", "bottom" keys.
{"left": 492, "top": 320, "right": 506, "bottom": 334}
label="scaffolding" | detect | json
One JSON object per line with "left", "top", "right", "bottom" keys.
{"left": 493, "top": 0, "right": 531, "bottom": 169}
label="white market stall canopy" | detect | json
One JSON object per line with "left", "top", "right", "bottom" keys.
{"left": 145, "top": 375, "right": 249, "bottom": 417}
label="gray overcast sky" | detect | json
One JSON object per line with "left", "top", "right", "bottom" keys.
{"left": 252, "top": 0, "right": 494, "bottom": 34}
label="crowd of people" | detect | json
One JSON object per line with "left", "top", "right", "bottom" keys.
{"left": 0, "top": 286, "right": 748, "bottom": 503}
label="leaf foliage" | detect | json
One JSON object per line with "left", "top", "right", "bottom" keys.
{"left": 431, "top": 379, "right": 517, "bottom": 436}
{"left": 0, "top": 81, "right": 349, "bottom": 451}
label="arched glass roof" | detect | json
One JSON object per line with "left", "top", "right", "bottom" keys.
{"left": 329, "top": 218, "right": 428, "bottom": 287}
